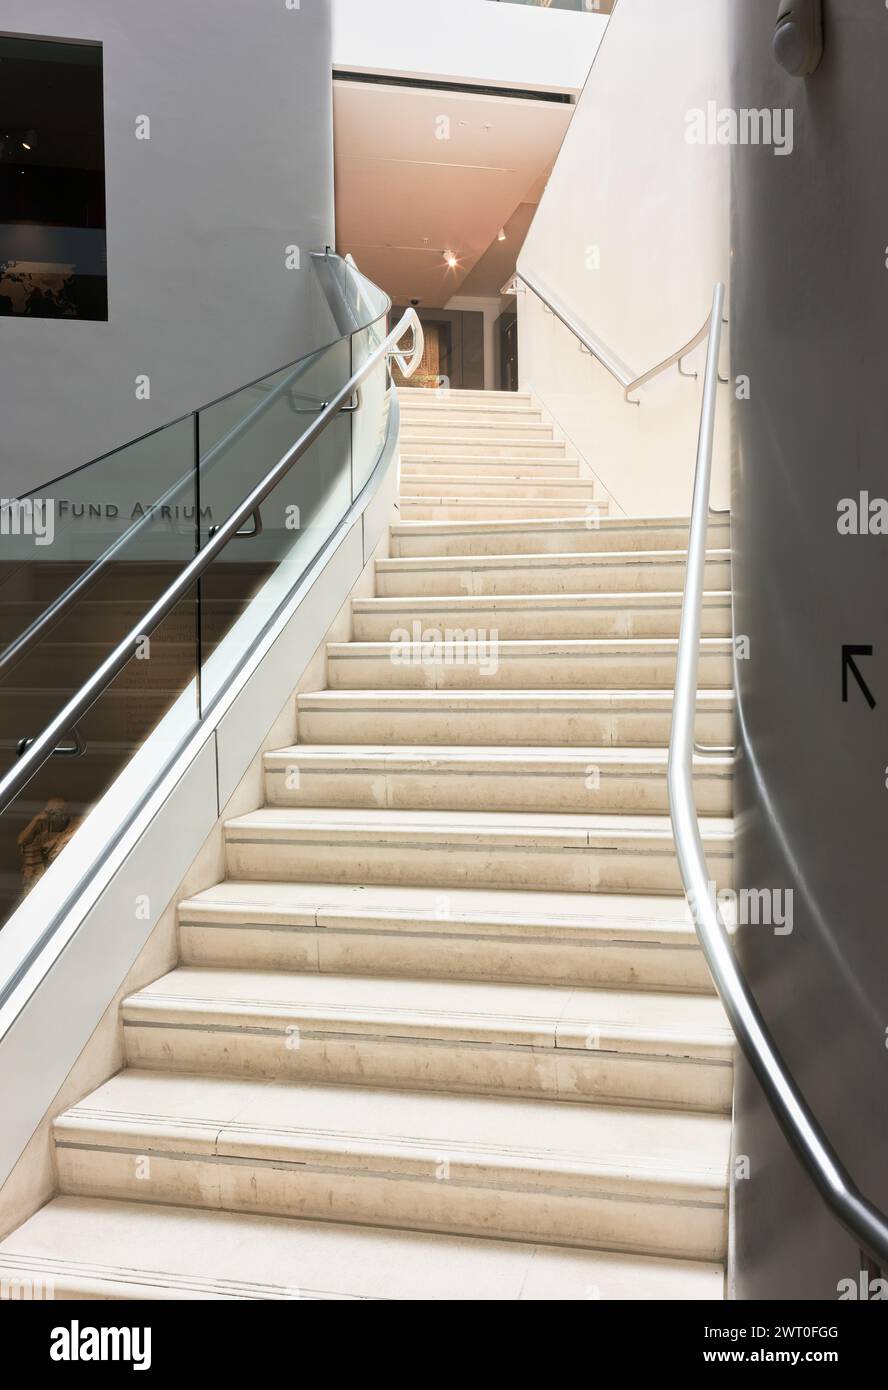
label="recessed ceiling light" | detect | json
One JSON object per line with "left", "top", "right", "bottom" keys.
{"left": 444, "top": 250, "right": 458, "bottom": 269}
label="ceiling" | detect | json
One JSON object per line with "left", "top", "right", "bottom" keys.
{"left": 333, "top": 79, "right": 573, "bottom": 307}
{"left": 456, "top": 200, "right": 536, "bottom": 299}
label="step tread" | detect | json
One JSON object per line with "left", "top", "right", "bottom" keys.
{"left": 178, "top": 880, "right": 704, "bottom": 940}
{"left": 390, "top": 516, "right": 722, "bottom": 535}
{"left": 124, "top": 966, "right": 732, "bottom": 1055}
{"left": 401, "top": 420, "right": 553, "bottom": 431}
{"left": 355, "top": 591, "right": 732, "bottom": 609}
{"left": 397, "top": 388, "right": 533, "bottom": 400}
{"left": 225, "top": 805, "right": 734, "bottom": 839}
{"left": 400, "top": 462, "right": 574, "bottom": 473}
{"left": 400, "top": 496, "right": 595, "bottom": 505}
{"left": 0, "top": 1196, "right": 721, "bottom": 1300}
{"left": 397, "top": 480, "right": 594, "bottom": 492}
{"left": 400, "top": 438, "right": 567, "bottom": 447}
{"left": 377, "top": 548, "right": 732, "bottom": 569}
{"left": 297, "top": 687, "right": 734, "bottom": 707}
{"left": 55, "top": 1071, "right": 731, "bottom": 1195}
{"left": 401, "top": 458, "right": 574, "bottom": 468}
{"left": 400, "top": 404, "right": 541, "bottom": 415}
{"left": 328, "top": 637, "right": 733, "bottom": 654}
{"left": 265, "top": 744, "right": 733, "bottom": 773}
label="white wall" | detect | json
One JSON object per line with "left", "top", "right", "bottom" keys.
{"left": 333, "top": 0, "right": 607, "bottom": 96}
{"left": 517, "top": 0, "right": 732, "bottom": 517}
{"left": 0, "top": 0, "right": 335, "bottom": 498}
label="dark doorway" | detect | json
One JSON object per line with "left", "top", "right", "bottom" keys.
{"left": 0, "top": 35, "right": 107, "bottom": 320}
{"left": 496, "top": 310, "right": 519, "bottom": 392}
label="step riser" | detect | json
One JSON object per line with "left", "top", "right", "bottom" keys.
{"left": 401, "top": 460, "right": 579, "bottom": 479}
{"left": 403, "top": 442, "right": 570, "bottom": 459}
{"left": 402, "top": 423, "right": 553, "bottom": 440}
{"left": 400, "top": 411, "right": 544, "bottom": 427}
{"left": 296, "top": 702, "right": 734, "bottom": 748}
{"left": 398, "top": 389, "right": 532, "bottom": 402}
{"left": 54, "top": 1146, "right": 726, "bottom": 1262}
{"left": 352, "top": 606, "right": 732, "bottom": 642}
{"left": 399, "top": 503, "right": 604, "bottom": 522}
{"left": 375, "top": 557, "right": 731, "bottom": 597}
{"left": 123, "top": 1018, "right": 731, "bottom": 1113}
{"left": 224, "top": 832, "right": 733, "bottom": 896}
{"left": 179, "top": 920, "right": 717, "bottom": 994}
{"left": 399, "top": 480, "right": 598, "bottom": 501}
{"left": 390, "top": 523, "right": 729, "bottom": 559}
{"left": 263, "top": 763, "right": 732, "bottom": 816}
{"left": 325, "top": 648, "right": 733, "bottom": 691}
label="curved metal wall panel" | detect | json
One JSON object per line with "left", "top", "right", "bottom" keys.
{"left": 730, "top": 0, "right": 888, "bottom": 1299}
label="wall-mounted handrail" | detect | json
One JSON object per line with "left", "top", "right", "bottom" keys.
{"left": 0, "top": 306, "right": 424, "bottom": 820}
{"left": 668, "top": 281, "right": 888, "bottom": 1270}
{"left": 507, "top": 267, "right": 720, "bottom": 405}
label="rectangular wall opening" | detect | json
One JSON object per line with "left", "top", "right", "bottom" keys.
{"left": 0, "top": 34, "right": 107, "bottom": 320}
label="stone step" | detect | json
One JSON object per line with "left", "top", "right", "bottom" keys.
{"left": 399, "top": 476, "right": 599, "bottom": 501}
{"left": 0, "top": 1196, "right": 723, "bottom": 1300}
{"left": 351, "top": 592, "right": 733, "bottom": 641}
{"left": 401, "top": 420, "right": 554, "bottom": 440}
{"left": 400, "top": 408, "right": 545, "bottom": 427}
{"left": 324, "top": 637, "right": 733, "bottom": 691}
{"left": 375, "top": 549, "right": 731, "bottom": 597}
{"left": 295, "top": 687, "right": 735, "bottom": 748}
{"left": 402, "top": 439, "right": 571, "bottom": 459}
{"left": 263, "top": 744, "right": 733, "bottom": 816}
{"left": 401, "top": 458, "right": 580, "bottom": 479}
{"left": 53, "top": 1071, "right": 731, "bottom": 1260}
{"left": 122, "top": 966, "right": 733, "bottom": 1112}
{"left": 223, "top": 807, "right": 734, "bottom": 895}
{"left": 398, "top": 499, "right": 606, "bottom": 522}
{"left": 397, "top": 388, "right": 533, "bottom": 405}
{"left": 177, "top": 881, "right": 720, "bottom": 993}
{"left": 398, "top": 396, "right": 538, "bottom": 414}
{"left": 389, "top": 516, "right": 729, "bottom": 558}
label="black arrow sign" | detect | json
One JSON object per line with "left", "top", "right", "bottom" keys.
{"left": 842, "top": 645, "right": 876, "bottom": 709}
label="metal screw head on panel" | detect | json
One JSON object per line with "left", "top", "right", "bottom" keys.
{"left": 773, "top": 0, "right": 824, "bottom": 76}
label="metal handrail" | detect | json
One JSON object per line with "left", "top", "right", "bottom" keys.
{"left": 507, "top": 267, "right": 722, "bottom": 405}
{"left": 0, "top": 306, "right": 424, "bottom": 818}
{"left": 0, "top": 350, "right": 337, "bottom": 683}
{"left": 667, "top": 281, "right": 888, "bottom": 1270}
{"left": 0, "top": 253, "right": 387, "bottom": 684}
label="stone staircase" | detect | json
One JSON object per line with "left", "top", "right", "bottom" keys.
{"left": 0, "top": 387, "right": 735, "bottom": 1301}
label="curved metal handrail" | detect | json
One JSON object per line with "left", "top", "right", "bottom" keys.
{"left": 511, "top": 267, "right": 723, "bottom": 405}
{"left": 0, "top": 306, "right": 424, "bottom": 819}
{"left": 668, "top": 281, "right": 888, "bottom": 1270}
